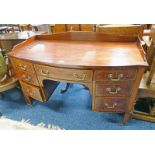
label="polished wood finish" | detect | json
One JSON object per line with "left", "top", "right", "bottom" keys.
{"left": 8, "top": 32, "right": 148, "bottom": 124}
{"left": 9, "top": 35, "right": 146, "bottom": 67}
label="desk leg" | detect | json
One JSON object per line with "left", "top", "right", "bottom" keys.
{"left": 122, "top": 68, "right": 145, "bottom": 124}
{"left": 61, "top": 83, "right": 70, "bottom": 93}
{"left": 123, "top": 112, "right": 132, "bottom": 124}
{"left": 23, "top": 94, "right": 32, "bottom": 106}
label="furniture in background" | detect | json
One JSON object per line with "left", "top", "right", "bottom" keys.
{"left": 52, "top": 24, "right": 95, "bottom": 33}
{"left": 52, "top": 24, "right": 66, "bottom": 33}
{"left": 7, "top": 24, "right": 21, "bottom": 32}
{"left": 32, "top": 24, "right": 51, "bottom": 34}
{"left": 19, "top": 24, "right": 32, "bottom": 31}
{"left": 50, "top": 24, "right": 55, "bottom": 33}
{"left": 8, "top": 32, "right": 148, "bottom": 124}
{"left": 0, "top": 51, "right": 7, "bottom": 81}
{"left": 0, "top": 26, "right": 8, "bottom": 34}
{"left": 0, "top": 31, "right": 46, "bottom": 54}
{"left": 133, "top": 57, "right": 155, "bottom": 122}
{"left": 96, "top": 24, "right": 144, "bottom": 39}
{"left": 81, "top": 24, "right": 95, "bottom": 31}
{"left": 142, "top": 25, "right": 155, "bottom": 67}
{"left": 0, "top": 24, "right": 21, "bottom": 34}
{"left": 0, "top": 50, "right": 18, "bottom": 99}
{"left": 132, "top": 25, "right": 155, "bottom": 122}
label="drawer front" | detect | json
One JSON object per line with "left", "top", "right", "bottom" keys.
{"left": 20, "top": 82, "right": 43, "bottom": 102}
{"left": 34, "top": 64, "right": 93, "bottom": 82}
{"left": 13, "top": 59, "right": 35, "bottom": 73}
{"left": 95, "top": 81, "right": 133, "bottom": 97}
{"left": 94, "top": 97, "right": 128, "bottom": 112}
{"left": 94, "top": 69, "right": 136, "bottom": 81}
{"left": 16, "top": 71, "right": 39, "bottom": 86}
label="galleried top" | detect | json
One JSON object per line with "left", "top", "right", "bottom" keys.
{"left": 9, "top": 32, "right": 148, "bottom": 68}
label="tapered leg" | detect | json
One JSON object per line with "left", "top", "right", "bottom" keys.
{"left": 24, "top": 94, "right": 32, "bottom": 106}
{"left": 122, "top": 112, "right": 132, "bottom": 124}
{"left": 61, "top": 83, "right": 70, "bottom": 93}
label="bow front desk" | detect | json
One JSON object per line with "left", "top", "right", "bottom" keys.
{"left": 8, "top": 32, "right": 148, "bottom": 124}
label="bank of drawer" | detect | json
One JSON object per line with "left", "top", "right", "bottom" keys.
{"left": 95, "top": 81, "right": 133, "bottom": 97}
{"left": 13, "top": 59, "right": 35, "bottom": 73}
{"left": 20, "top": 82, "right": 43, "bottom": 102}
{"left": 17, "top": 71, "right": 39, "bottom": 86}
{"left": 94, "top": 69, "right": 136, "bottom": 81}
{"left": 34, "top": 64, "right": 93, "bottom": 82}
{"left": 94, "top": 97, "right": 128, "bottom": 112}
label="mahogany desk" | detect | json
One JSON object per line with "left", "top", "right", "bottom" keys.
{"left": 8, "top": 32, "right": 148, "bottom": 124}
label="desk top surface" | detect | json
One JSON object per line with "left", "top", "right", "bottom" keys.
{"left": 9, "top": 32, "right": 148, "bottom": 68}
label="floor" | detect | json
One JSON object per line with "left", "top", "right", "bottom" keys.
{"left": 0, "top": 83, "right": 155, "bottom": 130}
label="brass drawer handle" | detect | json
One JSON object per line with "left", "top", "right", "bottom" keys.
{"left": 108, "top": 73, "right": 124, "bottom": 81}
{"left": 72, "top": 73, "right": 87, "bottom": 81}
{"left": 22, "top": 74, "right": 31, "bottom": 81}
{"left": 104, "top": 102, "right": 118, "bottom": 109}
{"left": 41, "top": 70, "right": 49, "bottom": 75}
{"left": 106, "top": 87, "right": 121, "bottom": 94}
{"left": 18, "top": 64, "right": 27, "bottom": 71}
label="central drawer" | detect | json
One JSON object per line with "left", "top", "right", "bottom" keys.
{"left": 34, "top": 64, "right": 93, "bottom": 82}
{"left": 95, "top": 81, "right": 133, "bottom": 97}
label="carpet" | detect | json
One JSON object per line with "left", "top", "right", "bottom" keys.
{"left": 0, "top": 117, "right": 62, "bottom": 130}
{"left": 0, "top": 83, "right": 155, "bottom": 130}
